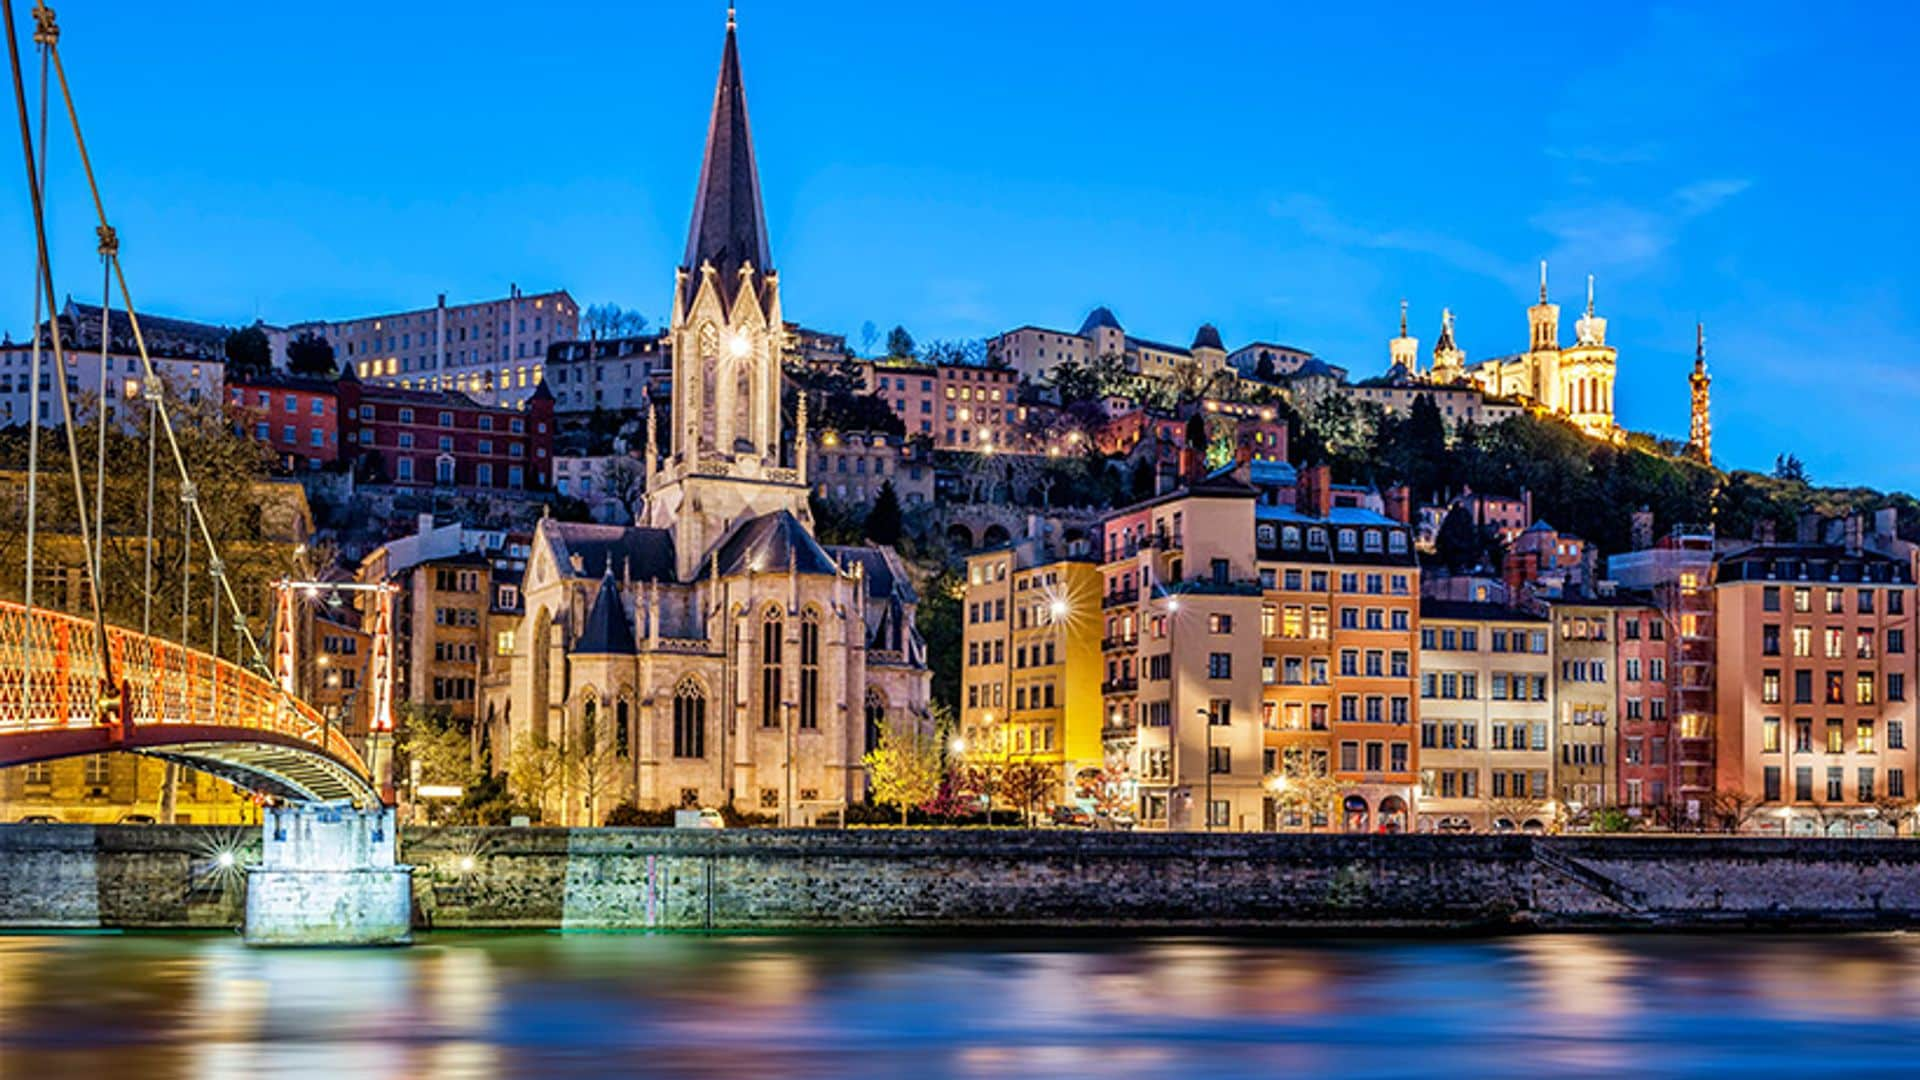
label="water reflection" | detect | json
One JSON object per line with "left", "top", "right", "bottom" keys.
{"left": 3, "top": 933, "right": 1920, "bottom": 1077}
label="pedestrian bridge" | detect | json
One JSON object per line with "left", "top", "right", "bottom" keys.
{"left": 0, "top": 599, "right": 375, "bottom": 804}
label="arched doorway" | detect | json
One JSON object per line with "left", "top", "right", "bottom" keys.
{"left": 1343, "top": 794, "right": 1371, "bottom": 833}
{"left": 946, "top": 524, "right": 974, "bottom": 550}
{"left": 864, "top": 687, "right": 886, "bottom": 755}
{"left": 1377, "top": 795, "right": 1407, "bottom": 834}
{"left": 982, "top": 523, "right": 1012, "bottom": 547}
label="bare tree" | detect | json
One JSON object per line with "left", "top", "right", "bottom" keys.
{"left": 1710, "top": 788, "right": 1767, "bottom": 833}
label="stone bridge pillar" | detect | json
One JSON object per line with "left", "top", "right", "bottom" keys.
{"left": 244, "top": 803, "right": 413, "bottom": 946}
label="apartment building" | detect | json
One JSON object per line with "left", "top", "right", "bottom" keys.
{"left": 227, "top": 371, "right": 342, "bottom": 469}
{"left": 337, "top": 375, "right": 554, "bottom": 489}
{"left": 1550, "top": 598, "right": 1622, "bottom": 814}
{"left": 1254, "top": 469, "right": 1420, "bottom": 832}
{"left": 0, "top": 343, "right": 220, "bottom": 430}
{"left": 990, "top": 307, "right": 1232, "bottom": 386}
{"left": 1417, "top": 600, "right": 1554, "bottom": 832}
{"left": 544, "top": 335, "right": 669, "bottom": 414}
{"left": 1613, "top": 598, "right": 1674, "bottom": 816}
{"left": 861, "top": 359, "right": 1023, "bottom": 449}
{"left": 1715, "top": 523, "right": 1919, "bottom": 835}
{"left": 1610, "top": 525, "right": 1718, "bottom": 821}
{"left": 1100, "top": 467, "right": 1265, "bottom": 830}
{"left": 812, "top": 430, "right": 934, "bottom": 509}
{"left": 306, "top": 286, "right": 577, "bottom": 406}
{"left": 961, "top": 546, "right": 1103, "bottom": 808}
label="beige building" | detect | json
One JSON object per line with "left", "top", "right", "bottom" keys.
{"left": 990, "top": 307, "right": 1232, "bottom": 387}
{"left": 1099, "top": 468, "right": 1266, "bottom": 831}
{"left": 1417, "top": 599, "right": 1555, "bottom": 831}
{"left": 812, "top": 430, "right": 934, "bottom": 510}
{"left": 484, "top": 13, "right": 929, "bottom": 825}
{"left": 1551, "top": 598, "right": 1622, "bottom": 815}
{"left": 305, "top": 285, "right": 578, "bottom": 407}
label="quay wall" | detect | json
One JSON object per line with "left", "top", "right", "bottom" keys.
{"left": 5, "top": 826, "right": 1920, "bottom": 931}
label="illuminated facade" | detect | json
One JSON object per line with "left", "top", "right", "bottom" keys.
{"left": 484, "top": 11, "right": 929, "bottom": 825}
{"left": 299, "top": 285, "right": 577, "bottom": 406}
{"left": 1430, "top": 265, "right": 1619, "bottom": 439}
{"left": 1417, "top": 600, "right": 1555, "bottom": 832}
{"left": 1690, "top": 323, "right": 1712, "bottom": 464}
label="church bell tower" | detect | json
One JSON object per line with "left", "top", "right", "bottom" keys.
{"left": 644, "top": 7, "right": 810, "bottom": 580}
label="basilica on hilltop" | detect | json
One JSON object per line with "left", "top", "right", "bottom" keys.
{"left": 486, "top": 11, "right": 930, "bottom": 824}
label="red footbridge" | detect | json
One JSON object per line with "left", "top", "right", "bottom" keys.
{"left": 0, "top": 599, "right": 375, "bottom": 804}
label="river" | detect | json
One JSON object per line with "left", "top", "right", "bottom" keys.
{"left": 2, "top": 932, "right": 1918, "bottom": 1077}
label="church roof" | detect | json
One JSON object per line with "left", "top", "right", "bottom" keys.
{"left": 1078, "top": 306, "right": 1122, "bottom": 335}
{"left": 697, "top": 510, "right": 840, "bottom": 580}
{"left": 1191, "top": 324, "right": 1225, "bottom": 351}
{"left": 681, "top": 14, "right": 771, "bottom": 310}
{"left": 572, "top": 573, "right": 637, "bottom": 656}
{"left": 540, "top": 520, "right": 676, "bottom": 582}
{"left": 830, "top": 544, "right": 920, "bottom": 605}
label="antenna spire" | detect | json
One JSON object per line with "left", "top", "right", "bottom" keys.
{"left": 727, "top": 3, "right": 736, "bottom": 30}
{"left": 1398, "top": 299, "right": 1408, "bottom": 337}
{"left": 1586, "top": 274, "right": 1595, "bottom": 317}
{"left": 1539, "top": 260, "right": 1549, "bottom": 303}
{"left": 1696, "top": 322, "right": 1706, "bottom": 366}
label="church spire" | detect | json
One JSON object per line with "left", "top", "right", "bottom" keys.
{"left": 1539, "top": 260, "right": 1549, "bottom": 304}
{"left": 682, "top": 6, "right": 770, "bottom": 309}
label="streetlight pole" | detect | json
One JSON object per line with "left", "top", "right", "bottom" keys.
{"left": 1199, "top": 706, "right": 1215, "bottom": 832}
{"left": 783, "top": 699, "right": 795, "bottom": 828}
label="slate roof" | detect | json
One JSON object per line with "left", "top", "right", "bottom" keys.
{"left": 572, "top": 573, "right": 637, "bottom": 656}
{"left": 541, "top": 520, "right": 676, "bottom": 582}
{"left": 1078, "top": 306, "right": 1122, "bottom": 334}
{"left": 681, "top": 17, "right": 771, "bottom": 309}
{"left": 1191, "top": 324, "right": 1225, "bottom": 351}
{"left": 696, "top": 510, "right": 840, "bottom": 580}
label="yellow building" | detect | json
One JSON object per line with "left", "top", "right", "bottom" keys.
{"left": 962, "top": 544, "right": 1104, "bottom": 806}
{"left": 1417, "top": 599, "right": 1556, "bottom": 832}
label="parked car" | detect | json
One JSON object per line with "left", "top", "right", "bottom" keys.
{"left": 1050, "top": 806, "right": 1093, "bottom": 828}
{"left": 118, "top": 814, "right": 157, "bottom": 825}
{"left": 17, "top": 814, "right": 57, "bottom": 824}
{"left": 673, "top": 808, "right": 726, "bottom": 829}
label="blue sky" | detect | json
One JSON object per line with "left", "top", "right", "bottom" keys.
{"left": 4, "top": 2, "right": 1917, "bottom": 489}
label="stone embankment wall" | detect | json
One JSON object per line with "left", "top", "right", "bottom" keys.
{"left": 7, "top": 825, "right": 1920, "bottom": 931}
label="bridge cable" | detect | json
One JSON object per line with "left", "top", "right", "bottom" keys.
{"left": 16, "top": 3, "right": 45, "bottom": 708}
{"left": 3, "top": 0, "right": 118, "bottom": 704}
{"left": 42, "top": 7, "right": 275, "bottom": 676}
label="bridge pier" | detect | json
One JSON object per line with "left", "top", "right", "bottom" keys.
{"left": 243, "top": 804, "right": 413, "bottom": 947}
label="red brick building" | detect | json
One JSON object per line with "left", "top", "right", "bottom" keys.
{"left": 227, "top": 371, "right": 343, "bottom": 470}
{"left": 337, "top": 372, "right": 554, "bottom": 489}
{"left": 1615, "top": 597, "right": 1675, "bottom": 817}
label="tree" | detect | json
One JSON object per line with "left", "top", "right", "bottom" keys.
{"left": 1001, "top": 759, "right": 1059, "bottom": 826}
{"left": 583, "top": 303, "right": 650, "bottom": 339}
{"left": 1709, "top": 788, "right": 1766, "bottom": 833}
{"left": 864, "top": 480, "right": 903, "bottom": 545}
{"left": 917, "top": 566, "right": 964, "bottom": 714}
{"left": 1253, "top": 354, "right": 1277, "bottom": 382}
{"left": 1075, "top": 752, "right": 1134, "bottom": 823}
{"left": 1435, "top": 504, "right": 1491, "bottom": 572}
{"left": 1774, "top": 453, "right": 1809, "bottom": 485}
{"left": 286, "top": 331, "right": 337, "bottom": 376}
{"left": 572, "top": 703, "right": 627, "bottom": 826}
{"left": 863, "top": 715, "right": 942, "bottom": 825}
{"left": 884, "top": 325, "right": 917, "bottom": 360}
{"left": 224, "top": 325, "right": 272, "bottom": 377}
{"left": 1484, "top": 796, "right": 1546, "bottom": 831}
{"left": 601, "top": 454, "right": 648, "bottom": 522}
{"left": 505, "top": 736, "right": 568, "bottom": 823}
{"left": 1873, "top": 796, "right": 1915, "bottom": 836}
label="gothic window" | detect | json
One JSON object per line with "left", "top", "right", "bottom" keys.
{"left": 864, "top": 687, "right": 886, "bottom": 755}
{"left": 615, "top": 700, "right": 630, "bottom": 759}
{"left": 581, "top": 696, "right": 598, "bottom": 755}
{"left": 761, "top": 607, "right": 784, "bottom": 729}
{"left": 733, "top": 363, "right": 754, "bottom": 453}
{"left": 800, "top": 608, "right": 822, "bottom": 730}
{"left": 673, "top": 678, "right": 707, "bottom": 759}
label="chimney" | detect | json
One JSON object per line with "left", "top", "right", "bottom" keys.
{"left": 1522, "top": 489, "right": 1535, "bottom": 527}
{"left": 1757, "top": 519, "right": 1777, "bottom": 545}
{"left": 1384, "top": 484, "right": 1412, "bottom": 526}
{"left": 417, "top": 512, "right": 435, "bottom": 537}
{"left": 1797, "top": 511, "right": 1820, "bottom": 545}
{"left": 1630, "top": 508, "right": 1654, "bottom": 551}
{"left": 1845, "top": 513, "right": 1864, "bottom": 555}
{"left": 1876, "top": 506, "right": 1899, "bottom": 541}
{"left": 1297, "top": 463, "right": 1334, "bottom": 519}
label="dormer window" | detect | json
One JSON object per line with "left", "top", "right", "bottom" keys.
{"left": 1388, "top": 531, "right": 1408, "bottom": 554}
{"left": 1256, "top": 524, "right": 1276, "bottom": 547}
{"left": 1308, "top": 528, "right": 1327, "bottom": 551}
{"left": 1363, "top": 530, "right": 1383, "bottom": 553}
{"left": 1282, "top": 525, "right": 1301, "bottom": 549}
{"left": 1337, "top": 529, "right": 1357, "bottom": 552}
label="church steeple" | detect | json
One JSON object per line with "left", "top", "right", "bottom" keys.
{"left": 1389, "top": 299, "right": 1419, "bottom": 376}
{"left": 681, "top": 7, "right": 771, "bottom": 311}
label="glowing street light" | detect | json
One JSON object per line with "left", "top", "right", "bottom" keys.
{"left": 1049, "top": 598, "right": 1069, "bottom": 621}
{"left": 728, "top": 331, "right": 752, "bottom": 358}
{"left": 950, "top": 736, "right": 967, "bottom": 755}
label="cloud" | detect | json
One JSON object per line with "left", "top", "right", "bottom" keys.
{"left": 1268, "top": 194, "right": 1518, "bottom": 285}
{"left": 1545, "top": 143, "right": 1663, "bottom": 167}
{"left": 1532, "top": 178, "right": 1752, "bottom": 279}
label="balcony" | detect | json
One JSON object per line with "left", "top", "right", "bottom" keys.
{"left": 1101, "top": 635, "right": 1139, "bottom": 652}
{"left": 1102, "top": 588, "right": 1140, "bottom": 610}
{"left": 1101, "top": 676, "right": 1139, "bottom": 695}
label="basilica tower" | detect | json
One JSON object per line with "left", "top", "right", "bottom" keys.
{"left": 1526, "top": 260, "right": 1562, "bottom": 409}
{"left": 645, "top": 8, "right": 810, "bottom": 580}
{"left": 1690, "top": 322, "right": 1712, "bottom": 464}
{"left": 1430, "top": 308, "right": 1465, "bottom": 384}
{"left": 1559, "top": 274, "right": 1618, "bottom": 438}
{"left": 1388, "top": 300, "right": 1419, "bottom": 375}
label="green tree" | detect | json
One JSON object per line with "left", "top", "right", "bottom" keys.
{"left": 1434, "top": 504, "right": 1492, "bottom": 572}
{"left": 885, "top": 325, "right": 917, "bottom": 360}
{"left": 224, "top": 325, "right": 272, "bottom": 377}
{"left": 863, "top": 716, "right": 942, "bottom": 825}
{"left": 864, "top": 480, "right": 904, "bottom": 545}
{"left": 917, "top": 565, "right": 964, "bottom": 714}
{"left": 286, "top": 331, "right": 337, "bottom": 376}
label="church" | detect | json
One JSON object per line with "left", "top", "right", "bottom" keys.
{"left": 1406, "top": 264, "right": 1620, "bottom": 439}
{"left": 486, "top": 11, "right": 931, "bottom": 825}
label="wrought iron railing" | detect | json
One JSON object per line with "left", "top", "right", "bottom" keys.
{"left": 0, "top": 599, "right": 366, "bottom": 775}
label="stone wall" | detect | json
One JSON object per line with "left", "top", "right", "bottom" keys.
{"left": 9, "top": 825, "right": 1920, "bottom": 932}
